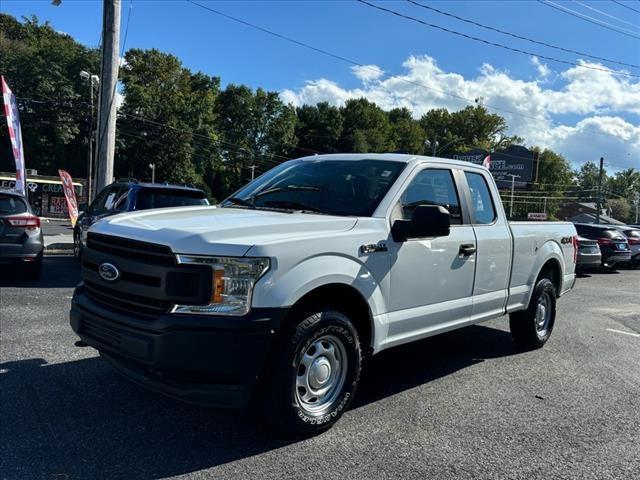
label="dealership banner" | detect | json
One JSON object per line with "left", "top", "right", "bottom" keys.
{"left": 1, "top": 76, "right": 27, "bottom": 197}
{"left": 453, "top": 145, "right": 535, "bottom": 188}
{"left": 58, "top": 169, "right": 80, "bottom": 227}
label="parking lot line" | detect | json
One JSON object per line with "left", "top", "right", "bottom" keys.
{"left": 605, "top": 328, "right": 640, "bottom": 338}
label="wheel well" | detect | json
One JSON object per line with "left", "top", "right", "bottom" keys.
{"left": 538, "top": 259, "right": 561, "bottom": 293}
{"left": 284, "top": 283, "right": 373, "bottom": 354}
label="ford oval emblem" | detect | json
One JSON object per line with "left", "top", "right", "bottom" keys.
{"left": 98, "top": 262, "right": 121, "bottom": 282}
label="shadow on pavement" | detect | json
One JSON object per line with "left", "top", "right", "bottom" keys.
{"left": 0, "top": 324, "right": 517, "bottom": 479}
{"left": 0, "top": 256, "right": 80, "bottom": 289}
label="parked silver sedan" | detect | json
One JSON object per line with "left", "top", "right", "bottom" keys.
{"left": 575, "top": 235, "right": 601, "bottom": 272}
{"left": 0, "top": 190, "right": 44, "bottom": 280}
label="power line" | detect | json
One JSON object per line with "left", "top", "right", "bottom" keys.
{"left": 538, "top": 0, "right": 640, "bottom": 39}
{"left": 185, "top": 0, "right": 637, "bottom": 145}
{"left": 407, "top": 0, "right": 640, "bottom": 69}
{"left": 572, "top": 0, "right": 639, "bottom": 29}
{"left": 612, "top": 0, "right": 640, "bottom": 14}
{"left": 359, "top": 0, "right": 640, "bottom": 78}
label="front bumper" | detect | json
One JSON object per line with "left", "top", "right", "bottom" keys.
{"left": 70, "top": 285, "right": 288, "bottom": 408}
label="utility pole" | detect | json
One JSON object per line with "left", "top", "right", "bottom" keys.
{"left": 634, "top": 193, "right": 639, "bottom": 224}
{"left": 149, "top": 163, "right": 156, "bottom": 183}
{"left": 95, "top": 0, "right": 121, "bottom": 193}
{"left": 507, "top": 174, "right": 520, "bottom": 219}
{"left": 596, "top": 156, "right": 604, "bottom": 224}
{"left": 249, "top": 165, "right": 257, "bottom": 181}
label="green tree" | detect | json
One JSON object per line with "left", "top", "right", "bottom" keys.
{"left": 419, "top": 105, "right": 520, "bottom": 157}
{"left": 116, "top": 48, "right": 220, "bottom": 190}
{"left": 215, "top": 84, "right": 297, "bottom": 195}
{"left": 608, "top": 198, "right": 631, "bottom": 222}
{"left": 339, "top": 98, "right": 395, "bottom": 153}
{"left": 575, "top": 161, "right": 607, "bottom": 201}
{"left": 533, "top": 148, "right": 574, "bottom": 219}
{"left": 0, "top": 14, "right": 99, "bottom": 177}
{"left": 388, "top": 107, "right": 425, "bottom": 154}
{"left": 291, "top": 102, "right": 343, "bottom": 157}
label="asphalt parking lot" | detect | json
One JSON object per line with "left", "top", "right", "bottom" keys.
{"left": 1, "top": 258, "right": 639, "bottom": 480}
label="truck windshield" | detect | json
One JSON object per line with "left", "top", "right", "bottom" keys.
{"left": 222, "top": 159, "right": 406, "bottom": 216}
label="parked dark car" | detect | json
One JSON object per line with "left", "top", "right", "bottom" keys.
{"left": 74, "top": 181, "right": 209, "bottom": 258}
{"left": 0, "top": 190, "right": 44, "bottom": 279}
{"left": 609, "top": 226, "right": 640, "bottom": 267}
{"left": 575, "top": 236, "right": 601, "bottom": 272}
{"left": 573, "top": 223, "right": 631, "bottom": 269}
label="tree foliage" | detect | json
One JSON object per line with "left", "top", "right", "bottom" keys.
{"left": 0, "top": 14, "right": 99, "bottom": 177}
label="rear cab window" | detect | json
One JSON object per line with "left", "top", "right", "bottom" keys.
{"left": 0, "top": 194, "right": 28, "bottom": 215}
{"left": 464, "top": 172, "right": 496, "bottom": 224}
{"left": 135, "top": 188, "right": 208, "bottom": 210}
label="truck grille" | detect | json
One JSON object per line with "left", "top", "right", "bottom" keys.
{"left": 84, "top": 280, "right": 172, "bottom": 317}
{"left": 81, "top": 233, "right": 211, "bottom": 319}
{"left": 87, "top": 233, "right": 175, "bottom": 266}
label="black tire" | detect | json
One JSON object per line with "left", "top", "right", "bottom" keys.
{"left": 24, "top": 256, "right": 43, "bottom": 281}
{"left": 261, "top": 309, "right": 362, "bottom": 436}
{"left": 73, "top": 229, "right": 83, "bottom": 261}
{"left": 509, "top": 277, "right": 556, "bottom": 350}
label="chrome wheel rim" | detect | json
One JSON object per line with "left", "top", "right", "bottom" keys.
{"left": 535, "top": 291, "right": 552, "bottom": 337}
{"left": 294, "top": 334, "right": 347, "bottom": 414}
{"left": 73, "top": 235, "right": 80, "bottom": 257}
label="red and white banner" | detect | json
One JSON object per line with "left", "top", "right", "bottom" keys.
{"left": 2, "top": 76, "right": 27, "bottom": 197}
{"left": 482, "top": 154, "right": 491, "bottom": 169}
{"left": 58, "top": 169, "right": 79, "bottom": 227}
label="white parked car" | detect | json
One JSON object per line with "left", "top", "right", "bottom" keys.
{"left": 70, "top": 154, "right": 577, "bottom": 434}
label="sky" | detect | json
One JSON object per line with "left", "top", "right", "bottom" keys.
{"left": 1, "top": 0, "right": 640, "bottom": 171}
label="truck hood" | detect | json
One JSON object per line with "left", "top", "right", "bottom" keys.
{"left": 90, "top": 206, "right": 358, "bottom": 257}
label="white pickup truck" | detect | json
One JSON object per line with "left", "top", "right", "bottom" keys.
{"left": 70, "top": 154, "right": 577, "bottom": 434}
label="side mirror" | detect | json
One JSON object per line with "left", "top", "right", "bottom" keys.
{"left": 392, "top": 204, "right": 451, "bottom": 242}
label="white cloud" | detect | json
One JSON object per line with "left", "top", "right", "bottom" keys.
{"left": 351, "top": 64, "right": 384, "bottom": 83}
{"left": 530, "top": 56, "right": 550, "bottom": 78}
{"left": 280, "top": 55, "right": 640, "bottom": 169}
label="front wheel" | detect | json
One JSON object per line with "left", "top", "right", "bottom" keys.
{"left": 262, "top": 309, "right": 362, "bottom": 436}
{"left": 509, "top": 277, "right": 556, "bottom": 350}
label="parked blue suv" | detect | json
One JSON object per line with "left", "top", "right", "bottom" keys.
{"left": 73, "top": 181, "right": 208, "bottom": 258}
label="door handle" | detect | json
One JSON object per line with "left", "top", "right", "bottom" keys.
{"left": 459, "top": 244, "right": 476, "bottom": 256}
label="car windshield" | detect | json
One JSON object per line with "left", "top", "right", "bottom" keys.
{"left": 221, "top": 159, "right": 406, "bottom": 216}
{"left": 135, "top": 189, "right": 208, "bottom": 210}
{"left": 0, "top": 194, "right": 27, "bottom": 214}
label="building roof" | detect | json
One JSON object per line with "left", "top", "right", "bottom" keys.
{"left": 568, "top": 212, "right": 625, "bottom": 225}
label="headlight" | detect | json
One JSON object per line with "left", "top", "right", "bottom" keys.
{"left": 171, "top": 255, "right": 270, "bottom": 316}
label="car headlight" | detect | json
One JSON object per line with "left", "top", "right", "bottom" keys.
{"left": 171, "top": 255, "right": 270, "bottom": 316}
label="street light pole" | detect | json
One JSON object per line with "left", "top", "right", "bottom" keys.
{"left": 249, "top": 165, "right": 257, "bottom": 181}
{"left": 149, "top": 163, "right": 156, "bottom": 183}
{"left": 80, "top": 71, "right": 99, "bottom": 202}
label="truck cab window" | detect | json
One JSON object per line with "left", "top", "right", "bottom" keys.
{"left": 464, "top": 172, "right": 496, "bottom": 224}
{"left": 398, "top": 169, "right": 462, "bottom": 224}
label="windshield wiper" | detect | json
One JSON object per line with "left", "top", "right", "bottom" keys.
{"left": 225, "top": 197, "right": 255, "bottom": 208}
{"left": 254, "top": 184, "right": 324, "bottom": 199}
{"left": 263, "top": 200, "right": 327, "bottom": 214}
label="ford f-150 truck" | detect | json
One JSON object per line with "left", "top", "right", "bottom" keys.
{"left": 70, "top": 154, "right": 577, "bottom": 434}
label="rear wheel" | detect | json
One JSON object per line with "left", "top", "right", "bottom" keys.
{"left": 261, "top": 309, "right": 362, "bottom": 436}
{"left": 509, "top": 277, "right": 556, "bottom": 350}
